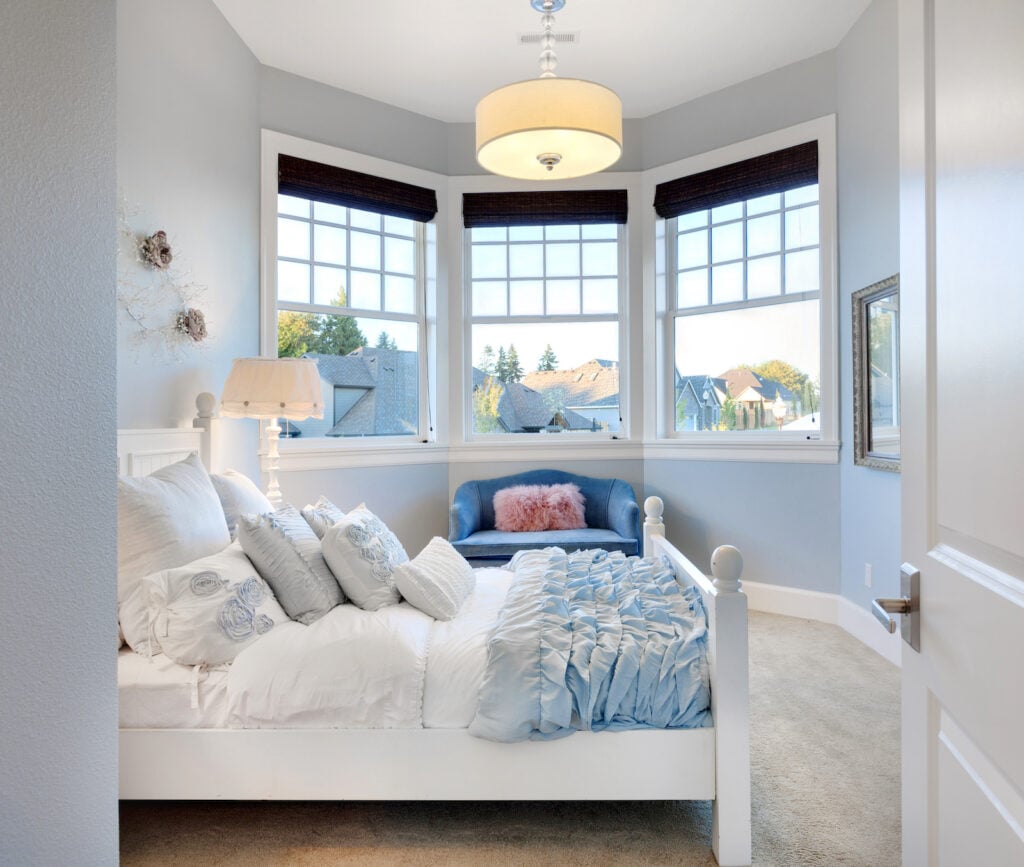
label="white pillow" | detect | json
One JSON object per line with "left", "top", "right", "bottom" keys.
{"left": 143, "top": 544, "right": 288, "bottom": 666}
{"left": 301, "top": 496, "right": 346, "bottom": 540}
{"left": 321, "top": 505, "right": 408, "bottom": 611}
{"left": 210, "top": 470, "right": 273, "bottom": 540}
{"left": 237, "top": 505, "right": 344, "bottom": 624}
{"left": 393, "top": 537, "right": 476, "bottom": 621}
{"left": 118, "top": 453, "right": 230, "bottom": 604}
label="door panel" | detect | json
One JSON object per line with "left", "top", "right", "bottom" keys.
{"left": 900, "top": 0, "right": 1024, "bottom": 863}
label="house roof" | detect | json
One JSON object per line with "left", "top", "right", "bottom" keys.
{"left": 716, "top": 368, "right": 795, "bottom": 402}
{"left": 473, "top": 369, "right": 595, "bottom": 432}
{"left": 521, "top": 359, "right": 620, "bottom": 409}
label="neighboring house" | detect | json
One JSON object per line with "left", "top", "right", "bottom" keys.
{"left": 302, "top": 348, "right": 419, "bottom": 437}
{"left": 472, "top": 368, "right": 597, "bottom": 433}
{"left": 714, "top": 368, "right": 797, "bottom": 430}
{"left": 520, "top": 359, "right": 621, "bottom": 433}
{"left": 674, "top": 374, "right": 723, "bottom": 431}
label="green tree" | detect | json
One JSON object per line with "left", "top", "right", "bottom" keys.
{"left": 745, "top": 359, "right": 809, "bottom": 394}
{"left": 477, "top": 345, "right": 496, "bottom": 376}
{"left": 375, "top": 331, "right": 398, "bottom": 350}
{"left": 495, "top": 346, "right": 509, "bottom": 382}
{"left": 312, "top": 314, "right": 367, "bottom": 356}
{"left": 720, "top": 395, "right": 737, "bottom": 430}
{"left": 472, "top": 376, "right": 504, "bottom": 433}
{"left": 506, "top": 344, "right": 524, "bottom": 383}
{"left": 537, "top": 344, "right": 558, "bottom": 372}
{"left": 278, "top": 311, "right": 316, "bottom": 358}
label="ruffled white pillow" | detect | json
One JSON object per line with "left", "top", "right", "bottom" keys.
{"left": 210, "top": 470, "right": 273, "bottom": 541}
{"left": 393, "top": 537, "right": 476, "bottom": 621}
{"left": 300, "top": 495, "right": 346, "bottom": 540}
{"left": 321, "top": 505, "right": 408, "bottom": 611}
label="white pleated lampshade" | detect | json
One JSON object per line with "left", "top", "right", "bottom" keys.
{"left": 476, "top": 77, "right": 623, "bottom": 180}
{"left": 220, "top": 357, "right": 324, "bottom": 421}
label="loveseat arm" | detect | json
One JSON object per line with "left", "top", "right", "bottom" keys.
{"left": 449, "top": 482, "right": 483, "bottom": 542}
{"left": 606, "top": 479, "right": 642, "bottom": 550}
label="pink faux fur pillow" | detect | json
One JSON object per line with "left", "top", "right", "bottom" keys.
{"left": 493, "top": 484, "right": 587, "bottom": 533}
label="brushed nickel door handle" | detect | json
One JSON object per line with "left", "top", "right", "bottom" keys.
{"left": 871, "top": 564, "right": 921, "bottom": 652}
{"left": 872, "top": 596, "right": 910, "bottom": 633}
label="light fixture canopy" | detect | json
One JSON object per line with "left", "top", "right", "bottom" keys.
{"left": 475, "top": 0, "right": 622, "bottom": 180}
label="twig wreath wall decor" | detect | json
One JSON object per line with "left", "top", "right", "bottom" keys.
{"left": 118, "top": 198, "right": 210, "bottom": 360}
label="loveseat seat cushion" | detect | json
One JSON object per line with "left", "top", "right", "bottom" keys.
{"left": 450, "top": 528, "right": 638, "bottom": 560}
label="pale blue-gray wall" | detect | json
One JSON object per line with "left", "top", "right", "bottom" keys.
{"left": 837, "top": 0, "right": 902, "bottom": 610}
{"left": 0, "top": 1, "right": 118, "bottom": 862}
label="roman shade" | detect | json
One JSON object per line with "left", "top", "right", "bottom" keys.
{"left": 278, "top": 154, "right": 438, "bottom": 223}
{"left": 653, "top": 141, "right": 818, "bottom": 220}
{"left": 463, "top": 189, "right": 628, "bottom": 227}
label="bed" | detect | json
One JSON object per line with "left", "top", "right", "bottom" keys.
{"left": 117, "top": 395, "right": 751, "bottom": 866}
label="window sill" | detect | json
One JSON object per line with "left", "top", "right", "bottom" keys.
{"left": 643, "top": 437, "right": 839, "bottom": 464}
{"left": 451, "top": 438, "right": 643, "bottom": 464}
{"left": 271, "top": 439, "right": 448, "bottom": 471}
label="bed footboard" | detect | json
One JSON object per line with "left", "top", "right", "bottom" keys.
{"left": 643, "top": 497, "right": 751, "bottom": 867}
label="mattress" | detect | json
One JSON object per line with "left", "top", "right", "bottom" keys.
{"left": 118, "top": 566, "right": 513, "bottom": 730}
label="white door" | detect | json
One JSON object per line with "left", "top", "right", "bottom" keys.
{"left": 898, "top": 0, "right": 1024, "bottom": 864}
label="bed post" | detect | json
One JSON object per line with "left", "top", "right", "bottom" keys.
{"left": 708, "top": 545, "right": 751, "bottom": 866}
{"left": 642, "top": 496, "right": 665, "bottom": 556}
{"left": 192, "top": 392, "right": 217, "bottom": 472}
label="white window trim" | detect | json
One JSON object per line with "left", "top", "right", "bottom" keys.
{"left": 639, "top": 115, "right": 839, "bottom": 463}
{"left": 260, "top": 130, "right": 448, "bottom": 466}
{"left": 446, "top": 171, "right": 642, "bottom": 461}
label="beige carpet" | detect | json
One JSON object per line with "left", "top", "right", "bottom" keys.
{"left": 120, "top": 612, "right": 901, "bottom": 866}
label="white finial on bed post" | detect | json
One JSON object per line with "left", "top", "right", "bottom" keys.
{"left": 193, "top": 392, "right": 216, "bottom": 471}
{"left": 643, "top": 496, "right": 665, "bottom": 557}
{"left": 710, "top": 544, "right": 743, "bottom": 592}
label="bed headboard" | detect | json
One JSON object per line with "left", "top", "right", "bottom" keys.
{"left": 117, "top": 393, "right": 216, "bottom": 477}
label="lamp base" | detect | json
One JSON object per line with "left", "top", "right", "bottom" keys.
{"left": 265, "top": 420, "right": 283, "bottom": 511}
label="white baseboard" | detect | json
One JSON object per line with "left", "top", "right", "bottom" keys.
{"left": 742, "top": 580, "right": 902, "bottom": 668}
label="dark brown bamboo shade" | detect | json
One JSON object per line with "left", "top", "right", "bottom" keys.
{"left": 653, "top": 141, "right": 818, "bottom": 219}
{"left": 463, "top": 189, "right": 628, "bottom": 227}
{"left": 278, "top": 154, "right": 438, "bottom": 223}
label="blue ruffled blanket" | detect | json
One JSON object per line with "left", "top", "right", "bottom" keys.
{"left": 469, "top": 547, "right": 711, "bottom": 742}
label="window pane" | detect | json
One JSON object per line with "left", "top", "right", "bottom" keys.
{"left": 471, "top": 227, "right": 506, "bottom": 242}
{"left": 279, "top": 194, "right": 310, "bottom": 218}
{"left": 278, "top": 312, "right": 418, "bottom": 438}
{"left": 674, "top": 299, "right": 820, "bottom": 432}
{"left": 546, "top": 279, "right": 581, "bottom": 314}
{"left": 746, "top": 193, "right": 780, "bottom": 216}
{"left": 313, "top": 201, "right": 347, "bottom": 224}
{"left": 509, "top": 280, "right": 544, "bottom": 316}
{"left": 747, "top": 214, "right": 780, "bottom": 256}
{"left": 785, "top": 249, "right": 819, "bottom": 294}
{"left": 711, "top": 202, "right": 743, "bottom": 223}
{"left": 677, "top": 210, "right": 708, "bottom": 231}
{"left": 314, "top": 224, "right": 346, "bottom": 265}
{"left": 277, "top": 261, "right": 309, "bottom": 303}
{"left": 785, "top": 204, "right": 819, "bottom": 249}
{"left": 712, "top": 262, "right": 744, "bottom": 304}
{"left": 581, "top": 223, "right": 618, "bottom": 240}
{"left": 678, "top": 230, "right": 708, "bottom": 268}
{"left": 385, "top": 236, "right": 416, "bottom": 275}
{"left": 349, "top": 208, "right": 380, "bottom": 231}
{"left": 384, "top": 274, "right": 416, "bottom": 314}
{"left": 278, "top": 217, "right": 310, "bottom": 260}
{"left": 712, "top": 222, "right": 743, "bottom": 263}
{"left": 785, "top": 184, "right": 819, "bottom": 207}
{"left": 678, "top": 269, "right": 708, "bottom": 308}
{"left": 582, "top": 242, "right": 618, "bottom": 276}
{"left": 350, "top": 270, "right": 381, "bottom": 310}
{"left": 748, "top": 256, "right": 782, "bottom": 299}
{"left": 470, "top": 321, "right": 620, "bottom": 433}
{"left": 472, "top": 243, "right": 507, "bottom": 279}
{"left": 350, "top": 230, "right": 381, "bottom": 270}
{"left": 582, "top": 278, "right": 618, "bottom": 314}
{"left": 508, "top": 225, "right": 543, "bottom": 241}
{"left": 313, "top": 265, "right": 347, "bottom": 306}
{"left": 473, "top": 280, "right": 507, "bottom": 316}
{"left": 546, "top": 243, "right": 581, "bottom": 278}
{"left": 545, "top": 225, "right": 580, "bottom": 241}
{"left": 508, "top": 244, "right": 543, "bottom": 278}
{"left": 384, "top": 215, "right": 415, "bottom": 237}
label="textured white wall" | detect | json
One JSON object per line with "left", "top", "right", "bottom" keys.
{"left": 836, "top": 0, "right": 902, "bottom": 611}
{"left": 0, "top": 1, "right": 118, "bottom": 863}
{"left": 117, "top": 0, "right": 262, "bottom": 480}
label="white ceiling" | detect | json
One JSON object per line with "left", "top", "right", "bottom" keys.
{"left": 212, "top": 0, "right": 870, "bottom": 123}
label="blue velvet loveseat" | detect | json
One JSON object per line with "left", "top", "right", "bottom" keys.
{"left": 448, "top": 469, "right": 641, "bottom": 563}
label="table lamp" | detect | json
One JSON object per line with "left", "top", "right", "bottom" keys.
{"left": 220, "top": 357, "right": 323, "bottom": 509}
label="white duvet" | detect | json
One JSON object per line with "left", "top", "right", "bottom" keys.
{"left": 223, "top": 566, "right": 513, "bottom": 729}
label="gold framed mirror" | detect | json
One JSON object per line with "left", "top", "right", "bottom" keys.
{"left": 853, "top": 274, "right": 900, "bottom": 471}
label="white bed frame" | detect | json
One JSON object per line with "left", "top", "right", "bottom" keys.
{"left": 117, "top": 398, "right": 752, "bottom": 866}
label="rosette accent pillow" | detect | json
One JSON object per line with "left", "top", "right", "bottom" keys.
{"left": 321, "top": 505, "right": 409, "bottom": 611}
{"left": 134, "top": 543, "right": 288, "bottom": 666}
{"left": 300, "top": 496, "right": 347, "bottom": 540}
